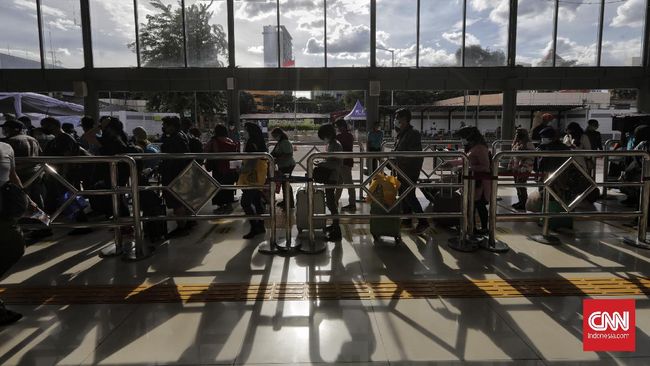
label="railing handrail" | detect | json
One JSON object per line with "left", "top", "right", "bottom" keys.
{"left": 305, "top": 150, "right": 472, "bottom": 251}
{"left": 488, "top": 149, "right": 650, "bottom": 250}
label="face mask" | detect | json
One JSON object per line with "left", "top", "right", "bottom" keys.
{"left": 242, "top": 130, "right": 249, "bottom": 140}
{"left": 460, "top": 138, "right": 468, "bottom": 146}
{"left": 541, "top": 138, "right": 552, "bottom": 144}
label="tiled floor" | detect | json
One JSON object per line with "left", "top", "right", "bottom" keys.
{"left": 1, "top": 187, "right": 649, "bottom": 365}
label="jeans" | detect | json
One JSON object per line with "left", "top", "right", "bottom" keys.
{"left": 325, "top": 187, "right": 339, "bottom": 227}
{"left": 514, "top": 173, "right": 529, "bottom": 204}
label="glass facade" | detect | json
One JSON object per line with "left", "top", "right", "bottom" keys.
{"left": 41, "top": 0, "right": 84, "bottom": 69}
{"left": 0, "top": 0, "right": 647, "bottom": 69}
{"left": 90, "top": 0, "right": 137, "bottom": 67}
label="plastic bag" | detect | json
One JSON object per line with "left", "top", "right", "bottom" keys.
{"left": 366, "top": 173, "right": 401, "bottom": 206}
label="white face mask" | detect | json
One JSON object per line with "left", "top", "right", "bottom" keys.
{"left": 541, "top": 138, "right": 552, "bottom": 144}
{"left": 242, "top": 130, "right": 249, "bottom": 140}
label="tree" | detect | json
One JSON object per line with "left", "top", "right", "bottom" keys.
{"left": 313, "top": 95, "right": 345, "bottom": 113}
{"left": 132, "top": 0, "right": 228, "bottom": 121}
{"left": 456, "top": 45, "right": 506, "bottom": 67}
{"left": 344, "top": 91, "right": 365, "bottom": 109}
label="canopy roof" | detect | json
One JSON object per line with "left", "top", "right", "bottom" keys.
{"left": 0, "top": 92, "right": 84, "bottom": 116}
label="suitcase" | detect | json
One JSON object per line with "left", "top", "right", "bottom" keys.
{"left": 369, "top": 202, "right": 401, "bottom": 244}
{"left": 431, "top": 190, "right": 462, "bottom": 227}
{"left": 296, "top": 188, "right": 326, "bottom": 233}
{"left": 140, "top": 190, "right": 168, "bottom": 242}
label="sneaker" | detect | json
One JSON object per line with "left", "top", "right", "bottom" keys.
{"left": 511, "top": 202, "right": 526, "bottom": 210}
{"left": 243, "top": 226, "right": 266, "bottom": 239}
{"left": 341, "top": 204, "right": 357, "bottom": 212}
{"left": 0, "top": 308, "right": 22, "bottom": 326}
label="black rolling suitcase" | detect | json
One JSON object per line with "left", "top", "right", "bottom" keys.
{"left": 140, "top": 190, "right": 168, "bottom": 242}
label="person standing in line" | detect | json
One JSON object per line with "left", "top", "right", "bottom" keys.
{"left": 160, "top": 116, "right": 192, "bottom": 237}
{"left": 584, "top": 119, "right": 602, "bottom": 151}
{"left": 508, "top": 128, "right": 535, "bottom": 211}
{"left": 79, "top": 116, "right": 102, "bottom": 155}
{"left": 393, "top": 108, "right": 429, "bottom": 234}
{"left": 240, "top": 122, "right": 268, "bottom": 239}
{"left": 317, "top": 124, "right": 344, "bottom": 242}
{"left": 204, "top": 125, "right": 238, "bottom": 214}
{"left": 366, "top": 123, "right": 384, "bottom": 174}
{"left": 270, "top": 128, "right": 296, "bottom": 209}
{"left": 0, "top": 141, "right": 26, "bottom": 325}
{"left": 334, "top": 119, "right": 357, "bottom": 212}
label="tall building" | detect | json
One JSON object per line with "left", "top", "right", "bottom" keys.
{"left": 263, "top": 25, "right": 294, "bottom": 67}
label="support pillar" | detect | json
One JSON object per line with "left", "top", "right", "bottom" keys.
{"left": 84, "top": 82, "right": 99, "bottom": 121}
{"left": 366, "top": 92, "right": 379, "bottom": 131}
{"left": 228, "top": 88, "right": 241, "bottom": 131}
{"left": 502, "top": 88, "right": 516, "bottom": 140}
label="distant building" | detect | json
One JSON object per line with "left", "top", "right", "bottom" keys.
{"left": 263, "top": 25, "right": 293, "bottom": 67}
{"left": 0, "top": 53, "right": 42, "bottom": 69}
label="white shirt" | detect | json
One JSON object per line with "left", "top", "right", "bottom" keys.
{"left": 0, "top": 142, "right": 15, "bottom": 185}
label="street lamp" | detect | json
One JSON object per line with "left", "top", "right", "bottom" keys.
{"left": 376, "top": 46, "right": 395, "bottom": 106}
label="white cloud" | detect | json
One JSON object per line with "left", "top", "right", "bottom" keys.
{"left": 611, "top": 0, "right": 645, "bottom": 28}
{"left": 247, "top": 45, "right": 263, "bottom": 54}
{"left": 601, "top": 38, "right": 643, "bottom": 65}
{"left": 542, "top": 37, "right": 597, "bottom": 66}
{"left": 442, "top": 31, "right": 480, "bottom": 46}
{"left": 235, "top": 0, "right": 276, "bottom": 21}
{"left": 56, "top": 48, "right": 71, "bottom": 56}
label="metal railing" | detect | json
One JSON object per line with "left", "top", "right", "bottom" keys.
{"left": 491, "top": 140, "right": 541, "bottom": 155}
{"left": 381, "top": 139, "right": 464, "bottom": 151}
{"left": 17, "top": 155, "right": 145, "bottom": 260}
{"left": 488, "top": 150, "right": 650, "bottom": 249}
{"left": 269, "top": 140, "right": 366, "bottom": 199}
{"left": 601, "top": 139, "right": 621, "bottom": 199}
{"left": 128, "top": 152, "right": 277, "bottom": 246}
{"left": 305, "top": 151, "right": 473, "bottom": 252}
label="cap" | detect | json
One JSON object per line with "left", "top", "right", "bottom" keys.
{"left": 0, "top": 119, "right": 26, "bottom": 130}
{"left": 539, "top": 127, "right": 556, "bottom": 139}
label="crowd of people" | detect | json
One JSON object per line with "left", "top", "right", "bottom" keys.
{"left": 2, "top": 107, "right": 647, "bottom": 326}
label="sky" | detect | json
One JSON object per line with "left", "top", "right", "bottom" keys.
{"left": 0, "top": 0, "right": 646, "bottom": 69}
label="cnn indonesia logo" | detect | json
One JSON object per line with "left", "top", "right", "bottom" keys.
{"left": 583, "top": 299, "right": 636, "bottom": 352}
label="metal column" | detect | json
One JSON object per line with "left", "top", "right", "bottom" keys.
{"left": 502, "top": 88, "right": 517, "bottom": 140}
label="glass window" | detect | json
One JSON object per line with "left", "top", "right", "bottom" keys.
{"left": 555, "top": 1, "right": 599, "bottom": 66}
{"left": 279, "top": 0, "right": 324, "bottom": 67}
{"left": 601, "top": 0, "right": 647, "bottom": 66}
{"left": 41, "top": 0, "right": 84, "bottom": 68}
{"left": 464, "top": 0, "right": 508, "bottom": 66}
{"left": 234, "top": 0, "right": 277, "bottom": 67}
{"left": 137, "top": 0, "right": 185, "bottom": 67}
{"left": 419, "top": 0, "right": 463, "bottom": 67}
{"left": 0, "top": 0, "right": 41, "bottom": 68}
{"left": 186, "top": 0, "right": 228, "bottom": 67}
{"left": 376, "top": 0, "right": 416, "bottom": 67}
{"left": 515, "top": 0, "right": 555, "bottom": 67}
{"left": 326, "top": 0, "right": 370, "bottom": 67}
{"left": 90, "top": 0, "right": 137, "bottom": 67}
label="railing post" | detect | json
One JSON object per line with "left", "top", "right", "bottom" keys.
{"left": 529, "top": 172, "right": 561, "bottom": 245}
{"left": 268, "top": 156, "right": 277, "bottom": 247}
{"left": 100, "top": 162, "right": 124, "bottom": 257}
{"left": 123, "top": 156, "right": 149, "bottom": 261}
{"left": 300, "top": 155, "right": 326, "bottom": 254}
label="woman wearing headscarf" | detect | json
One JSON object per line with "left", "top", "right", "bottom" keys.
{"left": 562, "top": 122, "right": 592, "bottom": 171}
{"left": 240, "top": 123, "right": 268, "bottom": 239}
{"left": 508, "top": 128, "right": 535, "bottom": 210}
{"left": 453, "top": 126, "right": 492, "bottom": 235}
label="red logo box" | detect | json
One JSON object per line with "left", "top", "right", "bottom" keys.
{"left": 583, "top": 299, "right": 635, "bottom": 352}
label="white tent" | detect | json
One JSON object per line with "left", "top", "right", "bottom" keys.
{"left": 0, "top": 92, "right": 84, "bottom": 116}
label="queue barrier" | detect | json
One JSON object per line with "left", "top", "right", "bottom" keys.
{"left": 304, "top": 151, "right": 478, "bottom": 253}
{"left": 488, "top": 150, "right": 650, "bottom": 250}
{"left": 601, "top": 139, "right": 621, "bottom": 199}
{"left": 268, "top": 141, "right": 367, "bottom": 200}
{"left": 16, "top": 155, "right": 146, "bottom": 261}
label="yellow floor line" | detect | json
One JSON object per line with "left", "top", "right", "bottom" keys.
{"left": 0, "top": 277, "right": 648, "bottom": 305}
